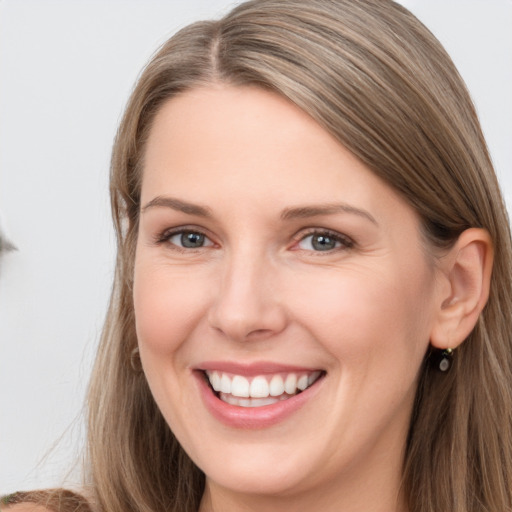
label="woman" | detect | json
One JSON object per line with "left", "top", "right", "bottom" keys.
{"left": 4, "top": 0, "right": 511, "bottom": 511}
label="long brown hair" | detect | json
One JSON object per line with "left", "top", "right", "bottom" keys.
{"left": 86, "top": 1, "right": 512, "bottom": 511}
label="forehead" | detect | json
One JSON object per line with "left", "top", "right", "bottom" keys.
{"left": 144, "top": 85, "right": 336, "bottom": 170}
{"left": 141, "top": 85, "right": 414, "bottom": 226}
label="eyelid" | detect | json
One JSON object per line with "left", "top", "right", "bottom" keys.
{"left": 153, "top": 225, "right": 216, "bottom": 249}
{"left": 152, "top": 225, "right": 354, "bottom": 253}
{"left": 291, "top": 228, "right": 355, "bottom": 252}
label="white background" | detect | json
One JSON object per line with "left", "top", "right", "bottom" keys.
{"left": 1, "top": 0, "right": 511, "bottom": 494}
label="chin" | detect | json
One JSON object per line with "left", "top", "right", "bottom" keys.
{"left": 201, "top": 456, "right": 309, "bottom": 496}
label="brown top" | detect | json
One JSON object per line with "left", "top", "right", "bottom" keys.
{"left": 0, "top": 490, "right": 92, "bottom": 512}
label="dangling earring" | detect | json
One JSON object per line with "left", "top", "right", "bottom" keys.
{"left": 431, "top": 348, "right": 453, "bottom": 372}
{"left": 130, "top": 346, "right": 143, "bottom": 373}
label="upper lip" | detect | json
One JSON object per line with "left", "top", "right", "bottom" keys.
{"left": 196, "top": 361, "right": 324, "bottom": 376}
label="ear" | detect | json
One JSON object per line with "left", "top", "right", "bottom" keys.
{"left": 430, "top": 228, "right": 493, "bottom": 350}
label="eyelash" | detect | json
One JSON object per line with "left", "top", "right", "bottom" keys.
{"left": 154, "top": 227, "right": 214, "bottom": 252}
{"left": 154, "top": 227, "right": 355, "bottom": 254}
{"left": 292, "top": 228, "right": 354, "bottom": 253}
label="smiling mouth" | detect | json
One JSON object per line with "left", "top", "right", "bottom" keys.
{"left": 203, "top": 370, "right": 325, "bottom": 408}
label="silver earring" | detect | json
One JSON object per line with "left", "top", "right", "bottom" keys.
{"left": 434, "top": 348, "right": 453, "bottom": 372}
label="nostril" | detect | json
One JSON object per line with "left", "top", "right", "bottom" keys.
{"left": 245, "top": 328, "right": 276, "bottom": 340}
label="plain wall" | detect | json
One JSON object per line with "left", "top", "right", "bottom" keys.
{"left": 1, "top": 0, "right": 511, "bottom": 494}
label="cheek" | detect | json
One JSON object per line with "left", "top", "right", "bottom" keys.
{"left": 132, "top": 259, "right": 212, "bottom": 427}
{"left": 289, "top": 263, "right": 434, "bottom": 364}
{"left": 133, "top": 260, "right": 210, "bottom": 356}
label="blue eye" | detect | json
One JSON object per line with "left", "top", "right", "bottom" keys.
{"left": 297, "top": 231, "right": 352, "bottom": 252}
{"left": 166, "top": 230, "right": 214, "bottom": 249}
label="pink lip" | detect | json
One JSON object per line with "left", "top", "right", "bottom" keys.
{"left": 193, "top": 366, "right": 325, "bottom": 429}
{"left": 198, "top": 360, "right": 320, "bottom": 376}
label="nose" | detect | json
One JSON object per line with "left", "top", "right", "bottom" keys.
{"left": 207, "top": 250, "right": 287, "bottom": 342}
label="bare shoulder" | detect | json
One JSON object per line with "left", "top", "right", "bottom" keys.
{"left": 1, "top": 504, "right": 53, "bottom": 512}
{"left": 1, "top": 490, "right": 92, "bottom": 512}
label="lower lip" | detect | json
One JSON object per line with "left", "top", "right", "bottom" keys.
{"left": 194, "top": 371, "right": 324, "bottom": 429}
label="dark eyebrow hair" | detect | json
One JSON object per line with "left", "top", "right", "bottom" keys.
{"left": 141, "top": 196, "right": 212, "bottom": 217}
{"left": 141, "top": 196, "right": 377, "bottom": 225}
{"left": 281, "top": 203, "right": 378, "bottom": 225}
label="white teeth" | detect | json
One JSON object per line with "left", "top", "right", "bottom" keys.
{"left": 308, "top": 371, "right": 321, "bottom": 386}
{"left": 297, "top": 374, "right": 309, "bottom": 391}
{"left": 220, "top": 373, "right": 231, "bottom": 394}
{"left": 269, "top": 375, "right": 285, "bottom": 396}
{"left": 250, "top": 376, "right": 270, "bottom": 398}
{"left": 205, "top": 370, "right": 322, "bottom": 403}
{"left": 284, "top": 374, "right": 297, "bottom": 395}
{"left": 210, "top": 371, "right": 221, "bottom": 392}
{"left": 221, "top": 394, "right": 280, "bottom": 408}
{"left": 231, "top": 375, "right": 250, "bottom": 397}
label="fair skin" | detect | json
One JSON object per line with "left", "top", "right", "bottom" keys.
{"left": 133, "top": 85, "right": 492, "bottom": 512}
{"left": 5, "top": 86, "right": 492, "bottom": 512}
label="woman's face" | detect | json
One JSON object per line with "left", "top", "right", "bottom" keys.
{"left": 134, "top": 85, "right": 443, "bottom": 504}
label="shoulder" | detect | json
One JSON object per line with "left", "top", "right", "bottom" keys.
{"left": 1, "top": 490, "right": 93, "bottom": 512}
{"left": 1, "top": 504, "right": 52, "bottom": 512}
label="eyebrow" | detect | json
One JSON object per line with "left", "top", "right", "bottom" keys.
{"left": 141, "top": 195, "right": 377, "bottom": 226}
{"left": 141, "top": 196, "right": 212, "bottom": 217}
{"left": 281, "top": 203, "right": 378, "bottom": 225}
